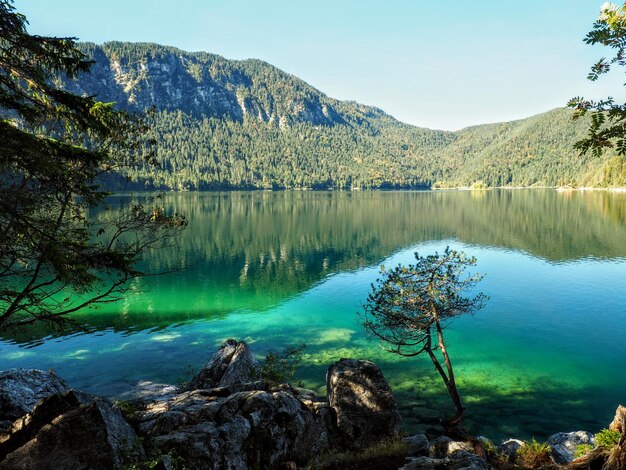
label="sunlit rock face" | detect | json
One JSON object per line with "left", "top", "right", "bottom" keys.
{"left": 0, "top": 369, "right": 69, "bottom": 434}
{"left": 0, "top": 390, "right": 143, "bottom": 470}
{"left": 609, "top": 404, "right": 626, "bottom": 433}
{"left": 186, "top": 338, "right": 260, "bottom": 391}
{"left": 326, "top": 358, "right": 401, "bottom": 450}
{"left": 63, "top": 43, "right": 349, "bottom": 127}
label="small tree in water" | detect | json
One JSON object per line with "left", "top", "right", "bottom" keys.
{"left": 360, "top": 247, "right": 487, "bottom": 431}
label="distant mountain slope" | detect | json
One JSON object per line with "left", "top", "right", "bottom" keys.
{"left": 62, "top": 42, "right": 624, "bottom": 190}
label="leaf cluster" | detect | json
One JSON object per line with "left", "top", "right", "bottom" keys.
{"left": 569, "top": 2, "right": 626, "bottom": 158}
{"left": 361, "top": 247, "right": 487, "bottom": 357}
{"left": 258, "top": 344, "right": 306, "bottom": 386}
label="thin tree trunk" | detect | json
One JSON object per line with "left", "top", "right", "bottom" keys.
{"left": 434, "top": 315, "right": 464, "bottom": 427}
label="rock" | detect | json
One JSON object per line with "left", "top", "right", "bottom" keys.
{"left": 548, "top": 431, "right": 595, "bottom": 464}
{"left": 429, "top": 435, "right": 473, "bottom": 458}
{"left": 498, "top": 438, "right": 524, "bottom": 462}
{"left": 0, "top": 369, "right": 69, "bottom": 433}
{"left": 187, "top": 339, "right": 259, "bottom": 390}
{"left": 0, "top": 389, "right": 143, "bottom": 469}
{"left": 429, "top": 435, "right": 453, "bottom": 458}
{"left": 404, "top": 434, "right": 429, "bottom": 456}
{"left": 326, "top": 358, "right": 401, "bottom": 450}
{"left": 400, "top": 450, "right": 488, "bottom": 470}
{"left": 448, "top": 450, "right": 489, "bottom": 469}
{"left": 116, "top": 381, "right": 180, "bottom": 404}
{"left": 399, "top": 456, "right": 440, "bottom": 470}
{"left": 135, "top": 388, "right": 329, "bottom": 469}
{"left": 609, "top": 405, "right": 626, "bottom": 434}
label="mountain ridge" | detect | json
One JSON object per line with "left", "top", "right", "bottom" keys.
{"left": 61, "top": 41, "right": 625, "bottom": 190}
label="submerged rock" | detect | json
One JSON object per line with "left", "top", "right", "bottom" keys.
{"left": 0, "top": 369, "right": 69, "bottom": 433}
{"left": 135, "top": 387, "right": 329, "bottom": 469}
{"left": 326, "top": 358, "right": 401, "bottom": 450}
{"left": 0, "top": 389, "right": 143, "bottom": 470}
{"left": 187, "top": 338, "right": 260, "bottom": 390}
{"left": 428, "top": 435, "right": 473, "bottom": 458}
{"left": 547, "top": 430, "right": 594, "bottom": 464}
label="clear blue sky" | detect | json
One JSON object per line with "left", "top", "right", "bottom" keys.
{"left": 13, "top": 0, "right": 626, "bottom": 130}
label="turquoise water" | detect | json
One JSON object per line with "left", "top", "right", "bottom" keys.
{"left": 1, "top": 190, "right": 625, "bottom": 440}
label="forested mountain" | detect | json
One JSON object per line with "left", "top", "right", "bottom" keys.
{"left": 62, "top": 42, "right": 625, "bottom": 190}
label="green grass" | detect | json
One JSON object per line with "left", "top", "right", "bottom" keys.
{"left": 574, "top": 443, "right": 594, "bottom": 459}
{"left": 313, "top": 436, "right": 410, "bottom": 469}
{"left": 516, "top": 438, "right": 552, "bottom": 468}
{"left": 595, "top": 428, "right": 621, "bottom": 448}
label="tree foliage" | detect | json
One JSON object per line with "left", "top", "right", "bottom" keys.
{"left": 0, "top": 1, "right": 186, "bottom": 330}
{"left": 569, "top": 2, "right": 626, "bottom": 158}
{"left": 360, "top": 248, "right": 487, "bottom": 429}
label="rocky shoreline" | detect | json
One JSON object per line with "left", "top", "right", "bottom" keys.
{"left": 0, "top": 339, "right": 624, "bottom": 469}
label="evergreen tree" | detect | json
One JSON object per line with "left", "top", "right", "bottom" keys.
{"left": 0, "top": 1, "right": 186, "bottom": 330}
{"left": 360, "top": 248, "right": 487, "bottom": 431}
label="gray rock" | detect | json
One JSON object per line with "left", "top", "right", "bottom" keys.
{"left": 326, "top": 358, "right": 401, "bottom": 450}
{"left": 400, "top": 456, "right": 441, "bottom": 470}
{"left": 0, "top": 369, "right": 69, "bottom": 433}
{"left": 404, "top": 434, "right": 429, "bottom": 456}
{"left": 448, "top": 450, "right": 489, "bottom": 470}
{"left": 429, "top": 435, "right": 473, "bottom": 458}
{"left": 400, "top": 450, "right": 488, "bottom": 470}
{"left": 498, "top": 438, "right": 525, "bottom": 462}
{"left": 136, "top": 388, "right": 328, "bottom": 469}
{"left": 116, "top": 381, "right": 180, "bottom": 403}
{"left": 0, "top": 389, "right": 143, "bottom": 470}
{"left": 187, "top": 339, "right": 259, "bottom": 390}
{"left": 547, "top": 431, "right": 594, "bottom": 464}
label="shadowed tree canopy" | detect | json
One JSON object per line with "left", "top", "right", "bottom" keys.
{"left": 360, "top": 248, "right": 487, "bottom": 431}
{"left": 0, "top": 0, "right": 186, "bottom": 330}
{"left": 569, "top": 2, "right": 626, "bottom": 159}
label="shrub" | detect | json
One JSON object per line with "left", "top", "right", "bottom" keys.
{"left": 595, "top": 428, "right": 621, "bottom": 448}
{"left": 574, "top": 443, "right": 594, "bottom": 459}
{"left": 480, "top": 438, "right": 509, "bottom": 467}
{"left": 259, "top": 344, "right": 306, "bottom": 386}
{"left": 470, "top": 181, "right": 488, "bottom": 190}
{"left": 516, "top": 438, "right": 552, "bottom": 468}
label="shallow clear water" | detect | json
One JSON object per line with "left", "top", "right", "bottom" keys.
{"left": 1, "top": 189, "right": 625, "bottom": 441}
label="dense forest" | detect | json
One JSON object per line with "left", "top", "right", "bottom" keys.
{"left": 62, "top": 42, "right": 626, "bottom": 190}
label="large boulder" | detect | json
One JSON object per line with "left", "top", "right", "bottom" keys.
{"left": 0, "top": 389, "right": 143, "bottom": 470}
{"left": 187, "top": 339, "right": 260, "bottom": 391}
{"left": 0, "top": 369, "right": 69, "bottom": 433}
{"left": 135, "top": 387, "right": 329, "bottom": 469}
{"left": 548, "top": 431, "right": 594, "bottom": 464}
{"left": 326, "top": 358, "right": 401, "bottom": 450}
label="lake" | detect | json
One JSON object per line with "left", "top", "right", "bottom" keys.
{"left": 1, "top": 189, "right": 625, "bottom": 441}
